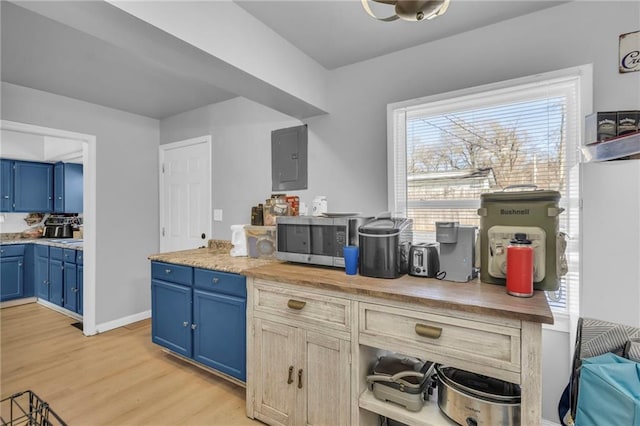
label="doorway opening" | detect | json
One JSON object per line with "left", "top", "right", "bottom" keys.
{"left": 1, "top": 120, "right": 97, "bottom": 336}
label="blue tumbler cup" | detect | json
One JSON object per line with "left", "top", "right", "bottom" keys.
{"left": 343, "top": 246, "right": 359, "bottom": 275}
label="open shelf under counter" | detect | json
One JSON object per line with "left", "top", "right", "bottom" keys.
{"left": 359, "top": 388, "right": 456, "bottom": 426}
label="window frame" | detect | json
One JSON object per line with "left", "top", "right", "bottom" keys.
{"left": 387, "top": 65, "right": 593, "bottom": 335}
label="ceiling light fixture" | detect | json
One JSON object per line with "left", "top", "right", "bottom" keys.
{"left": 361, "top": 0, "right": 450, "bottom": 22}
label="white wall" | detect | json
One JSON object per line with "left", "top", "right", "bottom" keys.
{"left": 160, "top": 97, "right": 302, "bottom": 241}
{"left": 1, "top": 82, "right": 160, "bottom": 326}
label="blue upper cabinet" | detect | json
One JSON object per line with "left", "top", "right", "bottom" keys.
{"left": 0, "top": 159, "right": 14, "bottom": 211}
{"left": 54, "top": 162, "right": 83, "bottom": 213}
{"left": 0, "top": 159, "right": 54, "bottom": 213}
{"left": 14, "top": 161, "right": 54, "bottom": 212}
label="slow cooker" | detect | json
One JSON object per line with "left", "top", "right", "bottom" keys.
{"left": 436, "top": 365, "right": 521, "bottom": 426}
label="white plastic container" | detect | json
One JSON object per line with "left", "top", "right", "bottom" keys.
{"left": 230, "top": 224, "right": 248, "bottom": 257}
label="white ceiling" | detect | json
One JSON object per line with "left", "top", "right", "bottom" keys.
{"left": 235, "top": 1, "right": 567, "bottom": 70}
{"left": 1, "top": 1, "right": 568, "bottom": 120}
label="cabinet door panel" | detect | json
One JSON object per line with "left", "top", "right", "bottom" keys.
{"left": 78, "top": 265, "right": 83, "bottom": 315}
{"left": 14, "top": 161, "right": 53, "bottom": 212}
{"left": 0, "top": 160, "right": 13, "bottom": 212}
{"left": 254, "top": 318, "right": 296, "bottom": 426}
{"left": 151, "top": 279, "right": 192, "bottom": 357}
{"left": 193, "top": 289, "right": 246, "bottom": 381}
{"left": 0, "top": 257, "right": 24, "bottom": 301}
{"left": 299, "top": 331, "right": 351, "bottom": 426}
{"left": 49, "top": 259, "right": 64, "bottom": 306}
{"left": 63, "top": 262, "right": 78, "bottom": 312}
{"left": 35, "top": 255, "right": 50, "bottom": 300}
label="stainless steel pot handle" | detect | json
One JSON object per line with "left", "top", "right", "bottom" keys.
{"left": 415, "top": 323, "right": 442, "bottom": 339}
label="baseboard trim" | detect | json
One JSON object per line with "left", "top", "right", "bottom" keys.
{"left": 95, "top": 310, "right": 151, "bottom": 334}
{"left": 37, "top": 299, "right": 82, "bottom": 321}
{"left": 543, "top": 419, "right": 561, "bottom": 426}
{"left": 1, "top": 297, "right": 37, "bottom": 309}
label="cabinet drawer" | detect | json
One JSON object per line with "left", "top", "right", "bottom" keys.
{"left": 63, "top": 248, "right": 76, "bottom": 263}
{"left": 359, "top": 303, "right": 521, "bottom": 375}
{"left": 50, "top": 247, "right": 64, "bottom": 261}
{"left": 151, "top": 262, "right": 192, "bottom": 286}
{"left": 76, "top": 250, "right": 83, "bottom": 265}
{"left": 0, "top": 245, "right": 25, "bottom": 257}
{"left": 253, "top": 281, "right": 350, "bottom": 332}
{"left": 35, "top": 245, "right": 49, "bottom": 258}
{"left": 194, "top": 268, "right": 246, "bottom": 298}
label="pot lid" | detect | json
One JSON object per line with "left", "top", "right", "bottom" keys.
{"left": 359, "top": 218, "right": 411, "bottom": 235}
{"left": 437, "top": 365, "right": 521, "bottom": 402}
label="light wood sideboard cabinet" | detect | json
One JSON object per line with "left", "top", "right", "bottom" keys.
{"left": 244, "top": 263, "right": 551, "bottom": 426}
{"left": 247, "top": 279, "right": 352, "bottom": 426}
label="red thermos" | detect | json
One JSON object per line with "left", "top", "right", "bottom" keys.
{"left": 506, "top": 233, "right": 534, "bottom": 297}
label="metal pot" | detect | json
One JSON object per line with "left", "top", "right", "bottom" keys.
{"left": 436, "top": 365, "right": 521, "bottom": 426}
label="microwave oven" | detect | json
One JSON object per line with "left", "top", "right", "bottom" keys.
{"left": 276, "top": 216, "right": 370, "bottom": 268}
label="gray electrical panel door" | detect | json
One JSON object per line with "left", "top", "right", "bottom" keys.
{"left": 271, "top": 124, "right": 308, "bottom": 191}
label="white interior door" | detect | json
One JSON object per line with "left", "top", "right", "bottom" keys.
{"left": 159, "top": 136, "right": 212, "bottom": 252}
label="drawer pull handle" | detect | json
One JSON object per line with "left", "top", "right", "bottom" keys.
{"left": 183, "top": 321, "right": 188, "bottom": 327}
{"left": 165, "top": 269, "right": 172, "bottom": 274}
{"left": 191, "top": 324, "right": 197, "bottom": 330}
{"left": 287, "top": 366, "right": 294, "bottom": 384}
{"left": 212, "top": 277, "right": 219, "bottom": 284}
{"left": 287, "top": 299, "right": 306, "bottom": 310}
{"left": 298, "top": 369, "right": 303, "bottom": 389}
{"left": 415, "top": 323, "right": 442, "bottom": 339}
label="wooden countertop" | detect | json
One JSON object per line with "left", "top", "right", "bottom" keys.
{"left": 244, "top": 262, "right": 554, "bottom": 325}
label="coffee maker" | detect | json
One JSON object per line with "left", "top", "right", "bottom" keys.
{"left": 435, "top": 222, "right": 478, "bottom": 282}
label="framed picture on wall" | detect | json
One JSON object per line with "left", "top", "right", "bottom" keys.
{"left": 620, "top": 30, "right": 640, "bottom": 73}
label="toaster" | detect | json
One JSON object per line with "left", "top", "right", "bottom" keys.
{"left": 409, "top": 243, "right": 439, "bottom": 278}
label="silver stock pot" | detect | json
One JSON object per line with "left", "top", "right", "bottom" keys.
{"left": 436, "top": 365, "right": 521, "bottom": 426}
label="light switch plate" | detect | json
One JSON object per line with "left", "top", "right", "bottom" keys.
{"left": 213, "top": 209, "right": 223, "bottom": 221}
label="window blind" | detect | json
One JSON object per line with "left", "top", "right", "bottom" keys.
{"left": 389, "top": 73, "right": 583, "bottom": 313}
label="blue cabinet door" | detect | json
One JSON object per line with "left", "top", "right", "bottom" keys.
{"left": 0, "top": 256, "right": 24, "bottom": 301}
{"left": 78, "top": 265, "right": 83, "bottom": 315}
{"left": 53, "top": 162, "right": 64, "bottom": 212}
{"left": 151, "top": 279, "right": 192, "bottom": 357}
{"left": 14, "top": 161, "right": 53, "bottom": 212}
{"left": 35, "top": 255, "right": 50, "bottom": 300}
{"left": 49, "top": 259, "right": 64, "bottom": 306}
{"left": 54, "top": 162, "right": 83, "bottom": 213}
{"left": 63, "top": 262, "right": 78, "bottom": 312}
{"left": 0, "top": 159, "right": 13, "bottom": 212}
{"left": 193, "top": 289, "right": 247, "bottom": 381}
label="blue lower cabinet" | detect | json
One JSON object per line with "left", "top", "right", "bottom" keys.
{"left": 0, "top": 257, "right": 24, "bottom": 301}
{"left": 35, "top": 255, "right": 50, "bottom": 300}
{"left": 193, "top": 289, "right": 246, "bottom": 381}
{"left": 78, "top": 265, "right": 83, "bottom": 315}
{"left": 49, "top": 259, "right": 64, "bottom": 306}
{"left": 150, "top": 262, "right": 247, "bottom": 382}
{"left": 0, "top": 245, "right": 25, "bottom": 302}
{"left": 151, "top": 279, "right": 192, "bottom": 357}
{"left": 63, "top": 262, "right": 78, "bottom": 312}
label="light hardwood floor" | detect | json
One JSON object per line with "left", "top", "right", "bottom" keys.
{"left": 1, "top": 303, "right": 261, "bottom": 425}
